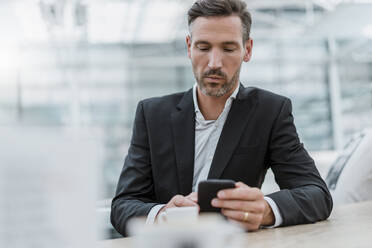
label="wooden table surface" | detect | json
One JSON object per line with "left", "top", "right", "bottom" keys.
{"left": 100, "top": 201, "right": 372, "bottom": 248}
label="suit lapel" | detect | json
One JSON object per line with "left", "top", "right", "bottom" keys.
{"left": 171, "top": 89, "right": 195, "bottom": 195}
{"left": 208, "top": 86, "right": 258, "bottom": 179}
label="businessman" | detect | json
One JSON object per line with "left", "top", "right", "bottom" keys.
{"left": 111, "top": 0, "right": 333, "bottom": 236}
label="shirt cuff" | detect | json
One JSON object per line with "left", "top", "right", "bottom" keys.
{"left": 263, "top": 196, "right": 283, "bottom": 228}
{"left": 146, "top": 204, "right": 166, "bottom": 224}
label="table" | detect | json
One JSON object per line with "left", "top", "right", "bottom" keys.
{"left": 100, "top": 201, "right": 372, "bottom": 248}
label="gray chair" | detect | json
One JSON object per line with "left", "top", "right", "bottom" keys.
{"left": 326, "top": 129, "right": 372, "bottom": 204}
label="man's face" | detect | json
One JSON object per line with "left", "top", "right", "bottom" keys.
{"left": 186, "top": 15, "right": 253, "bottom": 97}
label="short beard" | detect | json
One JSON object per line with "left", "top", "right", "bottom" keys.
{"left": 195, "top": 67, "right": 240, "bottom": 97}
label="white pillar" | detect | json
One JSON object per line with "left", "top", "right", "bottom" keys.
{"left": 328, "top": 37, "right": 343, "bottom": 150}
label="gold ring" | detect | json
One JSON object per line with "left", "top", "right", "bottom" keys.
{"left": 243, "top": 212, "right": 249, "bottom": 222}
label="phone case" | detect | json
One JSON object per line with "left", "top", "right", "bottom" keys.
{"left": 198, "top": 179, "right": 235, "bottom": 212}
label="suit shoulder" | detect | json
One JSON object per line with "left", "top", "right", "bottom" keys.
{"left": 139, "top": 91, "right": 187, "bottom": 110}
{"left": 243, "top": 86, "right": 290, "bottom": 104}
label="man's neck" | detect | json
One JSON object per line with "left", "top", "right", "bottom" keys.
{"left": 196, "top": 83, "right": 238, "bottom": 121}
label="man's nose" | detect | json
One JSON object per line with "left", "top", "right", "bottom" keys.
{"left": 208, "top": 49, "right": 222, "bottom": 69}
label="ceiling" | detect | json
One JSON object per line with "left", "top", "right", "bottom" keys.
{"left": 0, "top": 0, "right": 371, "bottom": 57}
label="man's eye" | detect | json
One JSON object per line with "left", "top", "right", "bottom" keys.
{"left": 224, "top": 48, "right": 235, "bottom": 52}
{"left": 197, "top": 46, "right": 209, "bottom": 51}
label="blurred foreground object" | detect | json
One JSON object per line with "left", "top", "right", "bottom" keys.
{"left": 128, "top": 212, "right": 244, "bottom": 248}
{"left": 326, "top": 128, "right": 372, "bottom": 204}
{"left": 0, "top": 127, "right": 103, "bottom": 248}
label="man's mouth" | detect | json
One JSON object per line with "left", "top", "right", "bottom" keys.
{"left": 205, "top": 75, "right": 224, "bottom": 80}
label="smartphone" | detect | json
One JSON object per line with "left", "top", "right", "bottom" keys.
{"left": 197, "top": 179, "right": 236, "bottom": 213}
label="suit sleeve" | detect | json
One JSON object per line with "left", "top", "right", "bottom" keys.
{"left": 266, "top": 98, "right": 333, "bottom": 226}
{"left": 111, "top": 101, "right": 158, "bottom": 236}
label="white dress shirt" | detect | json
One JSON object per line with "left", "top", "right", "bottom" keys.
{"left": 146, "top": 84, "right": 283, "bottom": 227}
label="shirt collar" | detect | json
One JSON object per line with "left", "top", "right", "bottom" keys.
{"left": 192, "top": 83, "right": 240, "bottom": 113}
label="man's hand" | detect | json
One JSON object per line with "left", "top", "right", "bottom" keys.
{"left": 211, "top": 182, "right": 275, "bottom": 231}
{"left": 156, "top": 192, "right": 199, "bottom": 219}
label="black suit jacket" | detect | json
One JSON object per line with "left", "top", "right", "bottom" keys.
{"left": 111, "top": 85, "right": 333, "bottom": 236}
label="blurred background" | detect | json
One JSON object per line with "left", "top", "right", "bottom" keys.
{"left": 1, "top": 0, "right": 372, "bottom": 243}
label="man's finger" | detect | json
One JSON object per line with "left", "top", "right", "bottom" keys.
{"left": 221, "top": 209, "right": 262, "bottom": 225}
{"left": 186, "top": 192, "right": 198, "bottom": 202}
{"left": 211, "top": 198, "right": 265, "bottom": 213}
{"left": 217, "top": 187, "right": 263, "bottom": 201}
{"left": 235, "top": 182, "right": 249, "bottom": 189}
{"left": 174, "top": 196, "right": 198, "bottom": 207}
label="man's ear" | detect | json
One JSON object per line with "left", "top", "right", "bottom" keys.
{"left": 186, "top": 35, "right": 192, "bottom": 59}
{"left": 243, "top": 38, "right": 253, "bottom": 62}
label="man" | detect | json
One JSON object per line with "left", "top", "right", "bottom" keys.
{"left": 111, "top": 0, "right": 332, "bottom": 236}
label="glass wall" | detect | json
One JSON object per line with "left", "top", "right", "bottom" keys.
{"left": 1, "top": 1, "right": 372, "bottom": 201}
